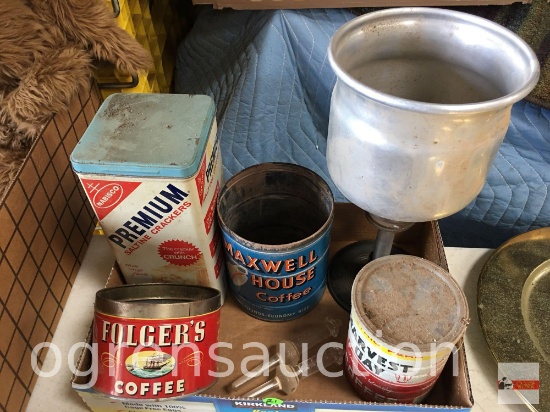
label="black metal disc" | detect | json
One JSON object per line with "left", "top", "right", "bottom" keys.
{"left": 327, "top": 241, "right": 407, "bottom": 312}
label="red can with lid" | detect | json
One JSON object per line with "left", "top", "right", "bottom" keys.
{"left": 93, "top": 283, "right": 221, "bottom": 400}
{"left": 345, "top": 255, "right": 469, "bottom": 404}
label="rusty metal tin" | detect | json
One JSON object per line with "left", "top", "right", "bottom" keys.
{"left": 93, "top": 283, "right": 221, "bottom": 400}
{"left": 346, "top": 255, "right": 469, "bottom": 403}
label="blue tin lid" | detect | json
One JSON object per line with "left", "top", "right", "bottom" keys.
{"left": 70, "top": 93, "right": 216, "bottom": 178}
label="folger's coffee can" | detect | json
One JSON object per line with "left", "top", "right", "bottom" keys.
{"left": 93, "top": 283, "right": 221, "bottom": 399}
{"left": 71, "top": 94, "right": 226, "bottom": 299}
{"left": 217, "top": 163, "right": 334, "bottom": 321}
{"left": 346, "top": 255, "right": 469, "bottom": 403}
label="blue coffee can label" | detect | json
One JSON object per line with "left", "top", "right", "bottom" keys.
{"left": 221, "top": 228, "right": 331, "bottom": 321}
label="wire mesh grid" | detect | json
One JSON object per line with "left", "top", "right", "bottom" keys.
{"left": 0, "top": 83, "right": 100, "bottom": 411}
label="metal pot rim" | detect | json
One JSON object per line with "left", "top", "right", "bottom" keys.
{"left": 328, "top": 7, "right": 540, "bottom": 114}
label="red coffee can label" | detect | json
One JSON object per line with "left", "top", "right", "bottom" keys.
{"left": 344, "top": 312, "right": 443, "bottom": 403}
{"left": 345, "top": 337, "right": 436, "bottom": 403}
{"left": 93, "top": 309, "right": 220, "bottom": 399}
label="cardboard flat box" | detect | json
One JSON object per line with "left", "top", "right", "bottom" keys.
{"left": 72, "top": 203, "right": 474, "bottom": 411}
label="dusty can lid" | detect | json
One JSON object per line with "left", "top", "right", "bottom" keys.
{"left": 70, "top": 93, "right": 215, "bottom": 177}
{"left": 95, "top": 283, "right": 221, "bottom": 318}
{"left": 351, "top": 255, "right": 469, "bottom": 350}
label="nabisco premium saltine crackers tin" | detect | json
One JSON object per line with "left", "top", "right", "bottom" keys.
{"left": 71, "top": 94, "right": 226, "bottom": 299}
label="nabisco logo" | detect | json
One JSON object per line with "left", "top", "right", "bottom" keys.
{"left": 81, "top": 179, "right": 141, "bottom": 220}
{"left": 94, "top": 183, "right": 123, "bottom": 208}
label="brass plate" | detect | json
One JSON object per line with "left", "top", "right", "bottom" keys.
{"left": 478, "top": 228, "right": 550, "bottom": 411}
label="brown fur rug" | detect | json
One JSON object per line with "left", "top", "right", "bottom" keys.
{"left": 0, "top": 0, "right": 152, "bottom": 198}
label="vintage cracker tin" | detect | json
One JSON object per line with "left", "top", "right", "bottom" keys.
{"left": 93, "top": 284, "right": 221, "bottom": 399}
{"left": 71, "top": 94, "right": 226, "bottom": 298}
{"left": 217, "top": 163, "right": 334, "bottom": 321}
{"left": 346, "top": 255, "right": 469, "bottom": 403}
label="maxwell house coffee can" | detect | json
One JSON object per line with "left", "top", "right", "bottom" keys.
{"left": 346, "top": 255, "right": 469, "bottom": 404}
{"left": 71, "top": 94, "right": 226, "bottom": 298}
{"left": 93, "top": 284, "right": 221, "bottom": 399}
{"left": 217, "top": 163, "right": 334, "bottom": 321}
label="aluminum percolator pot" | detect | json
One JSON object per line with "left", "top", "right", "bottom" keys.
{"left": 327, "top": 8, "right": 540, "bottom": 222}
